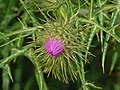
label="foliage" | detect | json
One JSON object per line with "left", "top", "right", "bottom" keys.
{"left": 0, "top": 0, "right": 120, "bottom": 90}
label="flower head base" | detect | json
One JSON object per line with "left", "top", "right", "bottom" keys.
{"left": 45, "top": 38, "right": 64, "bottom": 56}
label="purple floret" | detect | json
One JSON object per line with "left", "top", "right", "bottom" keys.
{"left": 45, "top": 38, "right": 64, "bottom": 56}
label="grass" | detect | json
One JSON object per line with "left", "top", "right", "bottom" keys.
{"left": 0, "top": 0, "right": 120, "bottom": 90}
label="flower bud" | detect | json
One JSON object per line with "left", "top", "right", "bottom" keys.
{"left": 45, "top": 38, "right": 64, "bottom": 56}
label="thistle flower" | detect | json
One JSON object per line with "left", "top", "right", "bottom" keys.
{"left": 45, "top": 38, "right": 64, "bottom": 56}
{"left": 35, "top": 20, "right": 88, "bottom": 83}
{"left": 33, "top": 6, "right": 89, "bottom": 82}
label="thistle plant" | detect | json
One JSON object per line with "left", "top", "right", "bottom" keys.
{"left": 0, "top": 0, "right": 120, "bottom": 90}
{"left": 35, "top": 16, "right": 88, "bottom": 83}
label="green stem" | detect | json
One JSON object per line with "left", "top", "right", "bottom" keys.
{"left": 102, "top": 7, "right": 119, "bottom": 73}
{"left": 98, "top": 0, "right": 104, "bottom": 52}
{"left": 89, "top": 0, "right": 93, "bottom": 19}
{"left": 85, "top": 26, "right": 97, "bottom": 59}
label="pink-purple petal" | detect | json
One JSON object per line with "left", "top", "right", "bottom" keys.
{"left": 45, "top": 38, "right": 64, "bottom": 56}
{"left": 52, "top": 47, "right": 64, "bottom": 56}
{"left": 46, "top": 38, "right": 53, "bottom": 54}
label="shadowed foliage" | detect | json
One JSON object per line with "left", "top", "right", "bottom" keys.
{"left": 0, "top": 0, "right": 120, "bottom": 90}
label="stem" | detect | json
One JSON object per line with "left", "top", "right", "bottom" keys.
{"left": 102, "top": 7, "right": 119, "bottom": 73}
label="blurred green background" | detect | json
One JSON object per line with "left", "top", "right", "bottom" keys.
{"left": 0, "top": 0, "right": 120, "bottom": 90}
